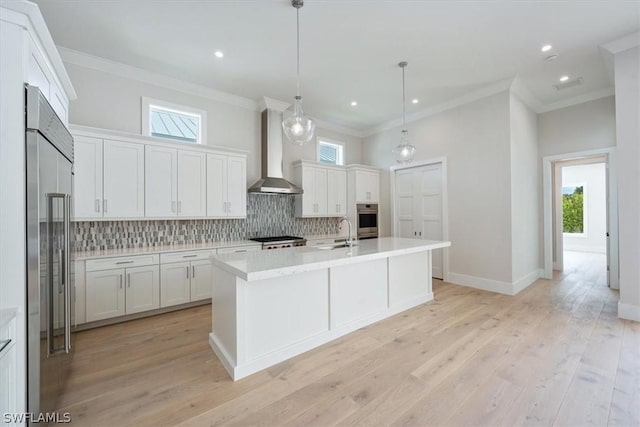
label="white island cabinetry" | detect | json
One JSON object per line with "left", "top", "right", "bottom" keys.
{"left": 209, "top": 237, "right": 451, "bottom": 380}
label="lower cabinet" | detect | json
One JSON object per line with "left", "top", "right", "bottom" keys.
{"left": 0, "top": 315, "right": 17, "bottom": 421}
{"left": 160, "top": 258, "right": 213, "bottom": 308}
{"left": 85, "top": 261, "right": 160, "bottom": 322}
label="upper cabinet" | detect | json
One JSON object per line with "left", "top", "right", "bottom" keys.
{"left": 292, "top": 161, "right": 346, "bottom": 218}
{"left": 71, "top": 126, "right": 247, "bottom": 221}
{"left": 206, "top": 153, "right": 247, "bottom": 218}
{"left": 349, "top": 166, "right": 380, "bottom": 204}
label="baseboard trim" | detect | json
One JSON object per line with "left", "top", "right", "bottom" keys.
{"left": 618, "top": 301, "right": 640, "bottom": 322}
{"left": 448, "top": 269, "right": 542, "bottom": 296}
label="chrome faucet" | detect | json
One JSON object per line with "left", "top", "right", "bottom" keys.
{"left": 340, "top": 216, "right": 354, "bottom": 247}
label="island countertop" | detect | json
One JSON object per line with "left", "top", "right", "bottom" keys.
{"left": 210, "top": 237, "right": 451, "bottom": 281}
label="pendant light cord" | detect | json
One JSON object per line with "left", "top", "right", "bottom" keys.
{"left": 402, "top": 65, "right": 406, "bottom": 129}
{"left": 296, "top": 7, "right": 300, "bottom": 97}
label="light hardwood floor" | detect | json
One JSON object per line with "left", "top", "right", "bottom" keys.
{"left": 58, "top": 254, "right": 639, "bottom": 426}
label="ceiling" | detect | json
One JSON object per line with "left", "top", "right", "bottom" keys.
{"left": 34, "top": 0, "right": 639, "bottom": 133}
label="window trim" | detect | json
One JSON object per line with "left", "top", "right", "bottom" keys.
{"left": 317, "top": 137, "right": 345, "bottom": 166}
{"left": 562, "top": 182, "right": 588, "bottom": 238}
{"left": 141, "top": 96, "right": 207, "bottom": 144}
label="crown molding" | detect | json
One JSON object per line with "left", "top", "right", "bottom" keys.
{"left": 58, "top": 46, "right": 258, "bottom": 111}
{"left": 601, "top": 31, "right": 640, "bottom": 54}
{"left": 258, "top": 97, "right": 290, "bottom": 112}
{"left": 363, "top": 78, "right": 513, "bottom": 137}
{"left": 537, "top": 87, "right": 615, "bottom": 114}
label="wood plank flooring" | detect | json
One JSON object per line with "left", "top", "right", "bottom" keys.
{"left": 57, "top": 253, "right": 639, "bottom": 426}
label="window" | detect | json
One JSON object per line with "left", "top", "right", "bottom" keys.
{"left": 562, "top": 184, "right": 585, "bottom": 234}
{"left": 317, "top": 139, "right": 344, "bottom": 166}
{"left": 142, "top": 97, "right": 207, "bottom": 144}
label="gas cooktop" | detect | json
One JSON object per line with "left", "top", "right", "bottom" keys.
{"left": 250, "top": 236, "right": 306, "bottom": 249}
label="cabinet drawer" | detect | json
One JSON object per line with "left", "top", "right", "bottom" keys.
{"left": 216, "top": 245, "right": 261, "bottom": 254}
{"left": 86, "top": 254, "right": 159, "bottom": 272}
{"left": 160, "top": 250, "right": 215, "bottom": 264}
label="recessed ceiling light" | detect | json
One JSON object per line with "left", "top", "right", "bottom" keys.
{"left": 350, "top": 101, "right": 358, "bottom": 107}
{"left": 559, "top": 75, "right": 570, "bottom": 82}
{"left": 412, "top": 99, "right": 419, "bottom": 104}
{"left": 214, "top": 50, "right": 224, "bottom": 58}
{"left": 541, "top": 44, "right": 552, "bottom": 52}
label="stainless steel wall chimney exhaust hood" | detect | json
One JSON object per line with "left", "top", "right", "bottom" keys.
{"left": 248, "top": 98, "right": 303, "bottom": 194}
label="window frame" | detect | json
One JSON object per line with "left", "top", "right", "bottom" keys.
{"left": 317, "top": 137, "right": 345, "bottom": 166}
{"left": 141, "top": 96, "right": 207, "bottom": 144}
{"left": 562, "top": 182, "right": 588, "bottom": 238}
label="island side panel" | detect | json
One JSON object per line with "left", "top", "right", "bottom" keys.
{"left": 243, "top": 269, "right": 329, "bottom": 363}
{"left": 329, "top": 258, "right": 388, "bottom": 330}
{"left": 210, "top": 266, "right": 238, "bottom": 370}
{"left": 388, "top": 250, "right": 433, "bottom": 310}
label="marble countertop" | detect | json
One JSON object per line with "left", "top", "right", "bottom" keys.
{"left": 211, "top": 237, "right": 451, "bottom": 281}
{"left": 74, "top": 240, "right": 261, "bottom": 260}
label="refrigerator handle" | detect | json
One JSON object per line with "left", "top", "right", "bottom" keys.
{"left": 46, "top": 194, "right": 55, "bottom": 356}
{"left": 63, "top": 194, "right": 72, "bottom": 353}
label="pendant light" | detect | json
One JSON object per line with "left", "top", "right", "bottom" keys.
{"left": 282, "top": 0, "right": 315, "bottom": 146}
{"left": 394, "top": 61, "right": 416, "bottom": 163}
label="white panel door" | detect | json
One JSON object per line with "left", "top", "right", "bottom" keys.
{"left": 86, "top": 269, "right": 125, "bottom": 322}
{"left": 416, "top": 164, "right": 443, "bottom": 279}
{"left": 178, "top": 150, "right": 206, "bottom": 217}
{"left": 395, "top": 169, "right": 415, "bottom": 239}
{"left": 226, "top": 155, "right": 247, "bottom": 217}
{"left": 190, "top": 260, "right": 212, "bottom": 301}
{"left": 103, "top": 139, "right": 145, "bottom": 218}
{"left": 314, "top": 167, "right": 328, "bottom": 215}
{"left": 206, "top": 153, "right": 227, "bottom": 217}
{"left": 125, "top": 265, "right": 160, "bottom": 314}
{"left": 72, "top": 136, "right": 103, "bottom": 219}
{"left": 160, "top": 262, "right": 191, "bottom": 307}
{"left": 145, "top": 146, "right": 177, "bottom": 218}
{"left": 327, "top": 169, "right": 347, "bottom": 216}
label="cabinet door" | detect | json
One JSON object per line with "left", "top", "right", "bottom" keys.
{"left": 0, "top": 343, "right": 17, "bottom": 421}
{"left": 226, "top": 155, "right": 247, "bottom": 217}
{"left": 301, "top": 166, "right": 316, "bottom": 215}
{"left": 160, "top": 262, "right": 191, "bottom": 307}
{"left": 355, "top": 170, "right": 369, "bottom": 202}
{"left": 206, "top": 153, "right": 227, "bottom": 217}
{"left": 86, "top": 269, "right": 125, "bottom": 322}
{"left": 368, "top": 172, "right": 380, "bottom": 203}
{"left": 26, "top": 43, "right": 51, "bottom": 100}
{"left": 327, "top": 169, "right": 347, "bottom": 216}
{"left": 145, "top": 146, "right": 178, "bottom": 217}
{"left": 103, "top": 139, "right": 145, "bottom": 218}
{"left": 178, "top": 150, "right": 206, "bottom": 217}
{"left": 73, "top": 136, "right": 103, "bottom": 219}
{"left": 314, "top": 167, "right": 328, "bottom": 215}
{"left": 125, "top": 265, "right": 160, "bottom": 315}
{"left": 190, "top": 260, "right": 212, "bottom": 301}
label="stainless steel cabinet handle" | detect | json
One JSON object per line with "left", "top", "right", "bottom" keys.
{"left": 115, "top": 260, "right": 134, "bottom": 264}
{"left": 0, "top": 339, "right": 11, "bottom": 353}
{"left": 182, "top": 254, "right": 198, "bottom": 258}
{"left": 234, "top": 249, "right": 247, "bottom": 253}
{"left": 186, "top": 266, "right": 190, "bottom": 279}
{"left": 119, "top": 274, "right": 123, "bottom": 289}
{"left": 192, "top": 265, "right": 195, "bottom": 278}
{"left": 103, "top": 199, "right": 108, "bottom": 212}
{"left": 95, "top": 199, "right": 100, "bottom": 212}
{"left": 419, "top": 231, "right": 422, "bottom": 237}
{"left": 127, "top": 273, "right": 131, "bottom": 288}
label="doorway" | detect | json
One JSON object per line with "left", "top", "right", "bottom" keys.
{"left": 391, "top": 158, "right": 448, "bottom": 280}
{"left": 542, "top": 148, "right": 618, "bottom": 289}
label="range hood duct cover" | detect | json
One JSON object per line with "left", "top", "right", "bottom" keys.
{"left": 248, "top": 107, "right": 303, "bottom": 194}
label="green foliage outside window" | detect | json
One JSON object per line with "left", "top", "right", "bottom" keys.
{"left": 563, "top": 186, "right": 584, "bottom": 233}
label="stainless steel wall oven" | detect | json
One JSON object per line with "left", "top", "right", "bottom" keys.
{"left": 356, "top": 203, "right": 378, "bottom": 239}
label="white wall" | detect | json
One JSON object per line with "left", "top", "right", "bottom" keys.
{"left": 562, "top": 163, "right": 607, "bottom": 253}
{"left": 509, "top": 94, "right": 540, "bottom": 283}
{"left": 64, "top": 62, "right": 363, "bottom": 186}
{"left": 363, "top": 91, "right": 514, "bottom": 283}
{"left": 613, "top": 46, "right": 640, "bottom": 322}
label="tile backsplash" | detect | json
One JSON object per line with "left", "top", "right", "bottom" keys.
{"left": 73, "top": 194, "right": 342, "bottom": 251}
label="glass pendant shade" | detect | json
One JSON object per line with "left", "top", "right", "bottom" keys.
{"left": 394, "top": 129, "right": 416, "bottom": 163}
{"left": 282, "top": 96, "right": 315, "bottom": 146}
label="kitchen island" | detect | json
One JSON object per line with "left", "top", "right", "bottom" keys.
{"left": 209, "top": 237, "right": 451, "bottom": 380}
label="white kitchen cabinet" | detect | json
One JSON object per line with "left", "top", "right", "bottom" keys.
{"left": 190, "top": 260, "right": 213, "bottom": 301}
{"left": 178, "top": 150, "right": 207, "bottom": 217}
{"left": 85, "top": 269, "right": 126, "bottom": 322}
{"left": 145, "top": 145, "right": 178, "bottom": 217}
{"left": 103, "top": 139, "right": 145, "bottom": 218}
{"left": 73, "top": 136, "right": 103, "bottom": 219}
{"left": 160, "top": 262, "right": 191, "bottom": 307}
{"left": 327, "top": 169, "right": 347, "bottom": 216}
{"left": 206, "top": 153, "right": 247, "bottom": 218}
{"left": 0, "top": 315, "right": 17, "bottom": 423}
{"left": 354, "top": 169, "right": 380, "bottom": 203}
{"left": 85, "top": 256, "right": 160, "bottom": 322}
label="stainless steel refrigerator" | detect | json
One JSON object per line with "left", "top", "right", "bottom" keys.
{"left": 25, "top": 84, "right": 74, "bottom": 415}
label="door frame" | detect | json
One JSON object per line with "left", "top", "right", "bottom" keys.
{"left": 390, "top": 157, "right": 450, "bottom": 282}
{"left": 542, "top": 147, "right": 618, "bottom": 288}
